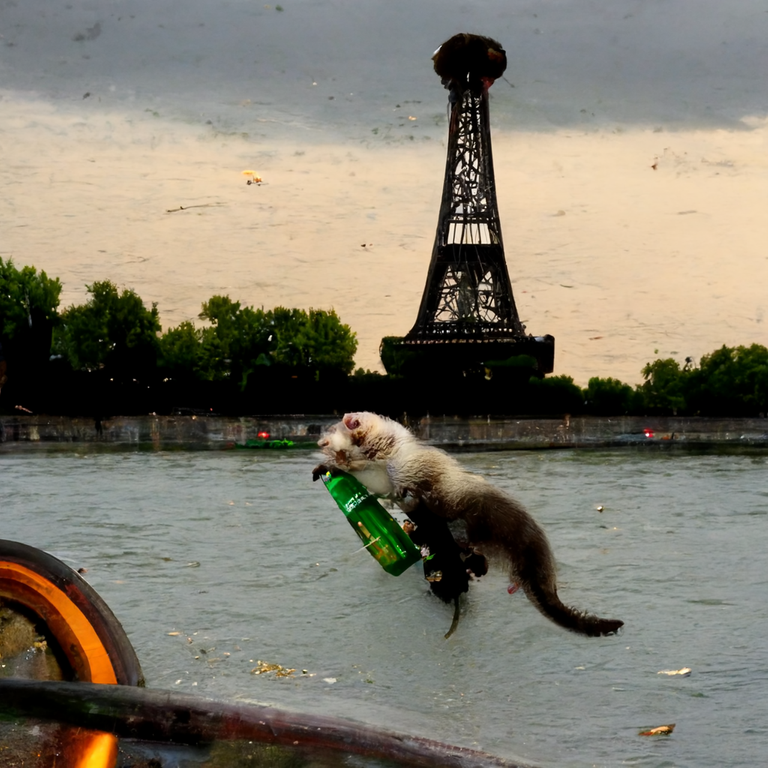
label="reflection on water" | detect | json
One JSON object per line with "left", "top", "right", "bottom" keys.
{"left": 2, "top": 447, "right": 768, "bottom": 767}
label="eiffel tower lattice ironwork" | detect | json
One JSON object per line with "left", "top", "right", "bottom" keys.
{"left": 408, "top": 86, "right": 524, "bottom": 340}
{"left": 396, "top": 34, "right": 554, "bottom": 375}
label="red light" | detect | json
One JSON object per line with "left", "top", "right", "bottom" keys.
{"left": 644, "top": 429, "right": 655, "bottom": 438}
{"left": 257, "top": 431, "right": 270, "bottom": 439}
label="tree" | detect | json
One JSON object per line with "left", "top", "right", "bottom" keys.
{"left": 195, "top": 298, "right": 357, "bottom": 387}
{"left": 271, "top": 307, "right": 358, "bottom": 376}
{"left": 56, "top": 280, "right": 161, "bottom": 379}
{"left": 197, "top": 296, "right": 274, "bottom": 386}
{"left": 527, "top": 374, "right": 584, "bottom": 414}
{"left": 0, "top": 258, "right": 62, "bottom": 339}
{"left": 688, "top": 344, "right": 768, "bottom": 416}
{"left": 638, "top": 357, "right": 689, "bottom": 414}
{"left": 158, "top": 321, "right": 205, "bottom": 380}
{"left": 379, "top": 335, "right": 424, "bottom": 378}
{"left": 0, "top": 257, "right": 62, "bottom": 388}
{"left": 583, "top": 376, "right": 639, "bottom": 415}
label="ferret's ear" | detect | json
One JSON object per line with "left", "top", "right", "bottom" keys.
{"left": 343, "top": 413, "right": 361, "bottom": 431}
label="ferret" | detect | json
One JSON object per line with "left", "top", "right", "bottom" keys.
{"left": 317, "top": 412, "right": 623, "bottom": 638}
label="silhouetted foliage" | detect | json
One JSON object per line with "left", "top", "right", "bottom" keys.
{"left": 638, "top": 357, "right": 689, "bottom": 414}
{"left": 352, "top": 368, "right": 388, "bottom": 382}
{"left": 0, "top": 258, "right": 62, "bottom": 391}
{"left": 55, "top": 280, "right": 161, "bottom": 380}
{"left": 195, "top": 296, "right": 273, "bottom": 385}
{"left": 263, "top": 305, "right": 357, "bottom": 377}
{"left": 584, "top": 376, "right": 640, "bottom": 416}
{"left": 633, "top": 345, "right": 768, "bottom": 416}
{"left": 160, "top": 297, "right": 358, "bottom": 389}
{"left": 3, "top": 259, "right": 766, "bottom": 418}
{"left": 687, "top": 344, "right": 768, "bottom": 416}
{"left": 0, "top": 258, "right": 62, "bottom": 340}
{"left": 527, "top": 374, "right": 584, "bottom": 414}
{"left": 157, "top": 321, "right": 205, "bottom": 381}
{"left": 379, "top": 336, "right": 421, "bottom": 378}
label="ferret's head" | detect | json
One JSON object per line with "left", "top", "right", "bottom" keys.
{"left": 340, "top": 412, "right": 393, "bottom": 452}
{"left": 317, "top": 412, "right": 373, "bottom": 452}
{"left": 317, "top": 413, "right": 365, "bottom": 468}
{"left": 318, "top": 412, "right": 406, "bottom": 466}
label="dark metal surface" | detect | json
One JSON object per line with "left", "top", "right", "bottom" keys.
{"left": 401, "top": 45, "right": 554, "bottom": 375}
{"left": 0, "top": 679, "right": 532, "bottom": 768}
{"left": 408, "top": 89, "right": 523, "bottom": 339}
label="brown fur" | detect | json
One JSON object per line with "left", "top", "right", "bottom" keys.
{"left": 318, "top": 412, "right": 623, "bottom": 637}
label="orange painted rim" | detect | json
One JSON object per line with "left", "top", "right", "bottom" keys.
{"left": 0, "top": 562, "right": 117, "bottom": 684}
{"left": 0, "top": 539, "right": 145, "bottom": 768}
{"left": 0, "top": 539, "right": 144, "bottom": 686}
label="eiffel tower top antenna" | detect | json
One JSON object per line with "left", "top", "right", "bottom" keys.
{"left": 389, "top": 33, "right": 554, "bottom": 376}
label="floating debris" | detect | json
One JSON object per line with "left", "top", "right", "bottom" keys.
{"left": 251, "top": 660, "right": 295, "bottom": 678}
{"left": 640, "top": 723, "right": 675, "bottom": 736}
{"left": 166, "top": 202, "right": 225, "bottom": 214}
{"left": 658, "top": 667, "right": 692, "bottom": 677}
{"left": 242, "top": 170, "right": 263, "bottom": 185}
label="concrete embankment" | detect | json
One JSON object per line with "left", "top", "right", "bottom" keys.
{"left": 1, "top": 414, "right": 767, "bottom": 451}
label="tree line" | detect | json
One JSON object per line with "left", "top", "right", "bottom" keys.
{"left": 1, "top": 258, "right": 355, "bottom": 377}
{"left": 52, "top": 281, "right": 358, "bottom": 387}
{"left": 1, "top": 257, "right": 766, "bottom": 417}
{"left": 534, "top": 344, "right": 768, "bottom": 417}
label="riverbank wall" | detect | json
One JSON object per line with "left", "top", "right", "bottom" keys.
{"left": 1, "top": 414, "right": 767, "bottom": 451}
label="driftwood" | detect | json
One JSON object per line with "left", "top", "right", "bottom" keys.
{"left": 0, "top": 679, "right": 531, "bottom": 768}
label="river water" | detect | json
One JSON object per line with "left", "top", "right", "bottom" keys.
{"left": 2, "top": 445, "right": 767, "bottom": 768}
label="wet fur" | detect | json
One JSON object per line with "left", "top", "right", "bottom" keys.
{"left": 318, "top": 412, "right": 623, "bottom": 637}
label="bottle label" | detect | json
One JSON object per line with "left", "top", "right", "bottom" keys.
{"left": 321, "top": 470, "right": 420, "bottom": 575}
{"left": 342, "top": 490, "right": 367, "bottom": 515}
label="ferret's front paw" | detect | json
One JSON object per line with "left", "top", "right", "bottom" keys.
{"left": 311, "top": 463, "right": 332, "bottom": 481}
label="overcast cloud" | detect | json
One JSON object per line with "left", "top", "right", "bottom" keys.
{"left": 2, "top": 0, "right": 767, "bottom": 139}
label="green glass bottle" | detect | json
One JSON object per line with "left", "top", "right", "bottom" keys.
{"left": 320, "top": 470, "right": 422, "bottom": 576}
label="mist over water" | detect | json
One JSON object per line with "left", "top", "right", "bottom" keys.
{"left": 2, "top": 446, "right": 768, "bottom": 767}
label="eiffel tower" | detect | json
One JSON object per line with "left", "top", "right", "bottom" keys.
{"left": 384, "top": 34, "right": 554, "bottom": 377}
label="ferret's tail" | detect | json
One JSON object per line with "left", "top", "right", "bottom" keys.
{"left": 522, "top": 577, "right": 623, "bottom": 637}
{"left": 454, "top": 480, "right": 623, "bottom": 636}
